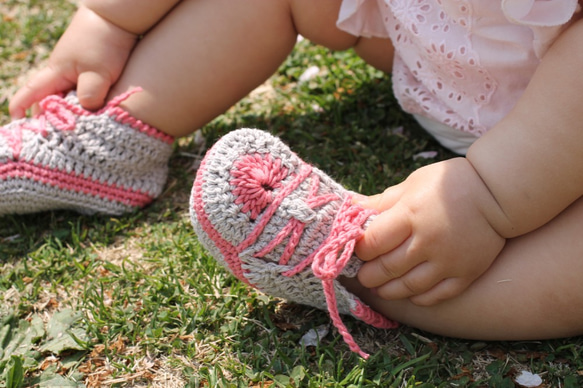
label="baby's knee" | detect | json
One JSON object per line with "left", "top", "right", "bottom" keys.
{"left": 354, "top": 37, "right": 394, "bottom": 73}
{"left": 289, "top": 0, "right": 359, "bottom": 51}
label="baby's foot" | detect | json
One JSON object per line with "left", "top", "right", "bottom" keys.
{"left": 0, "top": 90, "right": 173, "bottom": 215}
{"left": 190, "top": 128, "right": 398, "bottom": 358}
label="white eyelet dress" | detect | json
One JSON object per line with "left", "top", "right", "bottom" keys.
{"left": 337, "top": 0, "right": 581, "bottom": 154}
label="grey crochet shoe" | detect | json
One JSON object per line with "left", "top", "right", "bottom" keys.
{"left": 0, "top": 90, "right": 173, "bottom": 215}
{"left": 190, "top": 128, "right": 398, "bottom": 358}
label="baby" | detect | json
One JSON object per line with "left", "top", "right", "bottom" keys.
{"left": 3, "top": 0, "right": 583, "bottom": 356}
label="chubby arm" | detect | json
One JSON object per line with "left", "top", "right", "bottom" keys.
{"left": 468, "top": 18, "right": 583, "bottom": 238}
{"left": 9, "top": 0, "right": 180, "bottom": 117}
{"left": 355, "top": 18, "right": 583, "bottom": 306}
{"left": 82, "top": 0, "right": 181, "bottom": 35}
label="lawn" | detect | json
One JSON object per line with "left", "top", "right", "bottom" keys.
{"left": 1, "top": 1, "right": 583, "bottom": 387}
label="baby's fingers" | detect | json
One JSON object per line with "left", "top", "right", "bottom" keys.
{"left": 408, "top": 277, "right": 470, "bottom": 306}
{"left": 9, "top": 67, "right": 74, "bottom": 118}
{"left": 357, "top": 234, "right": 431, "bottom": 289}
{"left": 369, "top": 261, "right": 439, "bottom": 300}
{"left": 76, "top": 71, "right": 112, "bottom": 111}
{"left": 354, "top": 184, "right": 401, "bottom": 213}
{"left": 355, "top": 203, "right": 412, "bottom": 261}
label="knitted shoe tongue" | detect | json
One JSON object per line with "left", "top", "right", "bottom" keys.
{"left": 190, "top": 128, "right": 398, "bottom": 358}
{"left": 0, "top": 89, "right": 173, "bottom": 215}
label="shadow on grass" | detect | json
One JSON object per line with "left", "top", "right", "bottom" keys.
{"left": 6, "top": 53, "right": 537, "bottom": 387}
{"left": 1, "top": 70, "right": 453, "bottom": 261}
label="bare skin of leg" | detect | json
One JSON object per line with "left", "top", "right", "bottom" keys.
{"left": 102, "top": 0, "right": 583, "bottom": 343}
{"left": 353, "top": 36, "right": 394, "bottom": 74}
{"left": 106, "top": 0, "right": 373, "bottom": 138}
{"left": 343, "top": 195, "right": 583, "bottom": 341}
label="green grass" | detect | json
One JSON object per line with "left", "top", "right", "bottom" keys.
{"left": 2, "top": 1, "right": 583, "bottom": 387}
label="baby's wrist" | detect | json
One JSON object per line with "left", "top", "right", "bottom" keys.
{"left": 460, "top": 157, "right": 515, "bottom": 239}
{"left": 82, "top": 0, "right": 181, "bottom": 36}
{"left": 75, "top": 4, "right": 139, "bottom": 41}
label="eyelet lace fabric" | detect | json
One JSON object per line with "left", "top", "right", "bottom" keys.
{"left": 337, "top": 0, "right": 581, "bottom": 137}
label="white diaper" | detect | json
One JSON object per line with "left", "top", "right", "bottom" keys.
{"left": 413, "top": 114, "right": 479, "bottom": 155}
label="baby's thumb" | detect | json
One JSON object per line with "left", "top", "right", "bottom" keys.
{"left": 352, "top": 193, "right": 384, "bottom": 209}
{"left": 76, "top": 71, "right": 111, "bottom": 111}
{"left": 353, "top": 187, "right": 401, "bottom": 213}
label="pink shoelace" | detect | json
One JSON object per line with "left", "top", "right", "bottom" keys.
{"left": 0, "top": 94, "right": 76, "bottom": 159}
{"left": 229, "top": 154, "right": 398, "bottom": 358}
{"left": 0, "top": 88, "right": 166, "bottom": 160}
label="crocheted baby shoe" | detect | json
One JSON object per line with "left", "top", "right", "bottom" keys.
{"left": 0, "top": 89, "right": 174, "bottom": 215}
{"left": 190, "top": 128, "right": 398, "bottom": 358}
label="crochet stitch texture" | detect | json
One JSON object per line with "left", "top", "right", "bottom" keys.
{"left": 0, "top": 90, "right": 174, "bottom": 215}
{"left": 190, "top": 128, "right": 398, "bottom": 358}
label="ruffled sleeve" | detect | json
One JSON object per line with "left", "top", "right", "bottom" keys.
{"left": 502, "top": 0, "right": 580, "bottom": 57}
{"left": 336, "top": 0, "right": 390, "bottom": 38}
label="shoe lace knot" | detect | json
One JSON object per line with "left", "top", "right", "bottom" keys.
{"left": 257, "top": 166, "right": 392, "bottom": 359}
{"left": 38, "top": 95, "right": 78, "bottom": 132}
{"left": 294, "top": 197, "right": 379, "bottom": 358}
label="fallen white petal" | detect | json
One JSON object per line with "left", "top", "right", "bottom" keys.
{"left": 515, "top": 371, "right": 542, "bottom": 387}
{"left": 389, "top": 126, "right": 404, "bottom": 135}
{"left": 2, "top": 234, "right": 20, "bottom": 242}
{"left": 413, "top": 151, "right": 438, "bottom": 160}
{"left": 299, "top": 325, "right": 329, "bottom": 347}
{"left": 299, "top": 66, "right": 320, "bottom": 83}
{"left": 311, "top": 103, "right": 324, "bottom": 112}
{"left": 193, "top": 129, "right": 205, "bottom": 146}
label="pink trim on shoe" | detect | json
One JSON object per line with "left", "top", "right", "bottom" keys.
{"left": 191, "top": 154, "right": 253, "bottom": 285}
{"left": 0, "top": 88, "right": 174, "bottom": 215}
{"left": 1, "top": 89, "right": 173, "bottom": 161}
{"left": 230, "top": 153, "right": 289, "bottom": 220}
{"left": 104, "top": 89, "right": 174, "bottom": 144}
{"left": 0, "top": 161, "right": 154, "bottom": 208}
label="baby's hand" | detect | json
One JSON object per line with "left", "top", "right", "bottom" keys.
{"left": 9, "top": 6, "right": 137, "bottom": 118}
{"left": 355, "top": 158, "right": 506, "bottom": 306}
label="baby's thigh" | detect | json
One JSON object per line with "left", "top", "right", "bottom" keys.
{"left": 405, "top": 196, "right": 583, "bottom": 340}
{"left": 355, "top": 196, "right": 583, "bottom": 341}
{"left": 289, "top": 0, "right": 359, "bottom": 50}
{"left": 289, "top": 0, "right": 394, "bottom": 73}
{"left": 354, "top": 37, "right": 394, "bottom": 73}
{"left": 486, "top": 195, "right": 583, "bottom": 337}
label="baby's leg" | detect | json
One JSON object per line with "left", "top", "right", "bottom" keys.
{"left": 354, "top": 37, "right": 394, "bottom": 74}
{"left": 107, "top": 0, "right": 360, "bottom": 138}
{"left": 0, "top": 0, "right": 363, "bottom": 215}
{"left": 345, "top": 196, "right": 583, "bottom": 341}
